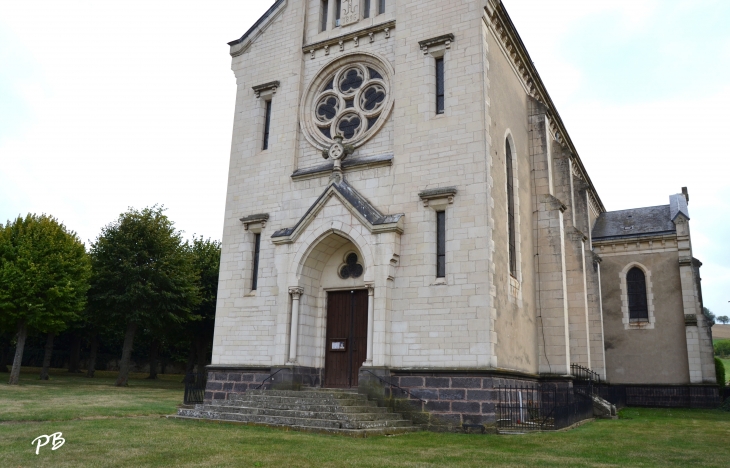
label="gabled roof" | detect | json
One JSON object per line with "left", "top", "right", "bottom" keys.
{"left": 592, "top": 205, "right": 676, "bottom": 240}
{"left": 669, "top": 193, "right": 690, "bottom": 221}
{"left": 228, "top": 0, "right": 287, "bottom": 56}
{"left": 271, "top": 178, "right": 404, "bottom": 244}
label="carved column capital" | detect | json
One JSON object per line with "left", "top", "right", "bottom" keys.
{"left": 288, "top": 287, "right": 304, "bottom": 298}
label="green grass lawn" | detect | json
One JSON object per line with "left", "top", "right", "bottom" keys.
{"left": 1, "top": 367, "right": 730, "bottom": 467}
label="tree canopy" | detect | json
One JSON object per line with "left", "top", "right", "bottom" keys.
{"left": 88, "top": 206, "right": 200, "bottom": 385}
{"left": 0, "top": 214, "right": 91, "bottom": 384}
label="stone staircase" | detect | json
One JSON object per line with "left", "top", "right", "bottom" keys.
{"left": 173, "top": 388, "right": 419, "bottom": 437}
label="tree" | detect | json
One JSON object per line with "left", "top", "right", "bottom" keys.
{"left": 717, "top": 316, "right": 729, "bottom": 325}
{"left": 188, "top": 236, "right": 221, "bottom": 379}
{"left": 703, "top": 307, "right": 716, "bottom": 326}
{"left": 88, "top": 206, "right": 200, "bottom": 386}
{"left": 0, "top": 214, "right": 91, "bottom": 384}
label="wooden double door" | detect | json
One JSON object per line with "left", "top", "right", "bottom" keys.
{"left": 324, "top": 290, "right": 368, "bottom": 388}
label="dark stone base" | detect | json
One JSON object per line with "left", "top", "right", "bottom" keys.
{"left": 357, "top": 367, "right": 572, "bottom": 432}
{"left": 203, "top": 365, "right": 323, "bottom": 403}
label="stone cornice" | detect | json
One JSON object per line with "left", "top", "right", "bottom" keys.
{"left": 291, "top": 153, "right": 393, "bottom": 181}
{"left": 484, "top": 0, "right": 605, "bottom": 213}
{"left": 418, "top": 186, "right": 457, "bottom": 207}
{"left": 302, "top": 20, "right": 395, "bottom": 59}
{"left": 252, "top": 81, "right": 280, "bottom": 98}
{"left": 418, "top": 33, "right": 455, "bottom": 54}
{"left": 239, "top": 213, "right": 270, "bottom": 230}
{"left": 592, "top": 231, "right": 676, "bottom": 245}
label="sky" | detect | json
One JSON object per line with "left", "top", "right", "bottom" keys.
{"left": 0, "top": 0, "right": 728, "bottom": 316}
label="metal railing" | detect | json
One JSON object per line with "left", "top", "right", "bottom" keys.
{"left": 255, "top": 368, "right": 283, "bottom": 390}
{"left": 496, "top": 383, "right": 593, "bottom": 431}
{"left": 361, "top": 369, "right": 426, "bottom": 404}
{"left": 183, "top": 373, "right": 206, "bottom": 405}
{"left": 570, "top": 363, "right": 602, "bottom": 384}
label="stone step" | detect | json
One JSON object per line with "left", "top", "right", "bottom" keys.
{"left": 242, "top": 389, "right": 369, "bottom": 400}
{"left": 178, "top": 408, "right": 413, "bottom": 430}
{"left": 206, "top": 400, "right": 391, "bottom": 413}
{"left": 193, "top": 404, "right": 402, "bottom": 422}
{"left": 170, "top": 415, "right": 420, "bottom": 438}
{"left": 206, "top": 400, "right": 389, "bottom": 414}
{"left": 227, "top": 395, "right": 378, "bottom": 407}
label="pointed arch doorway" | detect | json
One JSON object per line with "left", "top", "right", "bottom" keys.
{"left": 324, "top": 289, "right": 368, "bottom": 388}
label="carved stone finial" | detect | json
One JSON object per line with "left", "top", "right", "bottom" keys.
{"left": 322, "top": 134, "right": 354, "bottom": 176}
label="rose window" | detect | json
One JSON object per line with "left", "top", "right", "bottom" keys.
{"left": 301, "top": 54, "right": 394, "bottom": 150}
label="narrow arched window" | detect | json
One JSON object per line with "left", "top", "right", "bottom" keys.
{"left": 506, "top": 138, "right": 517, "bottom": 276}
{"left": 627, "top": 267, "right": 648, "bottom": 320}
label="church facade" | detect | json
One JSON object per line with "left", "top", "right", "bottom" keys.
{"left": 206, "top": 0, "right": 718, "bottom": 423}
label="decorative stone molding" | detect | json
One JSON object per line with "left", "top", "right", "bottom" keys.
{"left": 619, "top": 262, "right": 656, "bottom": 330}
{"left": 418, "top": 33, "right": 455, "bottom": 55}
{"left": 240, "top": 213, "right": 270, "bottom": 231}
{"left": 484, "top": 0, "right": 605, "bottom": 215}
{"left": 291, "top": 153, "right": 393, "bottom": 181}
{"left": 272, "top": 179, "right": 404, "bottom": 244}
{"left": 303, "top": 21, "right": 395, "bottom": 59}
{"left": 252, "top": 81, "right": 280, "bottom": 98}
{"left": 593, "top": 234, "right": 678, "bottom": 258}
{"left": 418, "top": 187, "right": 457, "bottom": 207}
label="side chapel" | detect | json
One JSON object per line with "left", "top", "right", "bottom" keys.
{"left": 205, "top": 0, "right": 718, "bottom": 422}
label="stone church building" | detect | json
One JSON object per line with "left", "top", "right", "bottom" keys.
{"left": 203, "top": 0, "right": 717, "bottom": 424}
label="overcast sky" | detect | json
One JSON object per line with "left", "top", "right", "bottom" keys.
{"left": 1, "top": 0, "right": 728, "bottom": 316}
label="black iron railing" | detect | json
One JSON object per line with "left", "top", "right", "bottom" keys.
{"left": 571, "top": 363, "right": 601, "bottom": 384}
{"left": 255, "top": 368, "right": 283, "bottom": 390}
{"left": 183, "top": 373, "right": 206, "bottom": 405}
{"left": 362, "top": 369, "right": 426, "bottom": 403}
{"left": 496, "top": 383, "right": 593, "bottom": 431}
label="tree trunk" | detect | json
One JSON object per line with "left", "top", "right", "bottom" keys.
{"left": 86, "top": 334, "right": 99, "bottom": 378}
{"left": 8, "top": 320, "right": 28, "bottom": 385}
{"left": 39, "top": 332, "right": 55, "bottom": 380}
{"left": 68, "top": 334, "right": 82, "bottom": 373}
{"left": 183, "top": 346, "right": 196, "bottom": 384}
{"left": 195, "top": 337, "right": 207, "bottom": 381}
{"left": 0, "top": 336, "right": 8, "bottom": 372}
{"left": 115, "top": 322, "right": 137, "bottom": 387}
{"left": 146, "top": 339, "right": 159, "bottom": 379}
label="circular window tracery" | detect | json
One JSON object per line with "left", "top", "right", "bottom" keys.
{"left": 339, "top": 252, "right": 364, "bottom": 279}
{"left": 301, "top": 53, "right": 394, "bottom": 151}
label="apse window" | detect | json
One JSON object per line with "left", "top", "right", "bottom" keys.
{"left": 262, "top": 100, "right": 272, "bottom": 150}
{"left": 436, "top": 211, "right": 446, "bottom": 278}
{"left": 627, "top": 267, "right": 648, "bottom": 321}
{"left": 363, "top": 0, "right": 370, "bottom": 18}
{"left": 335, "top": 0, "right": 341, "bottom": 27}
{"left": 378, "top": 0, "right": 385, "bottom": 15}
{"left": 251, "top": 233, "right": 261, "bottom": 291}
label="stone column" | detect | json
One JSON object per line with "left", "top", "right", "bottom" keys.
{"left": 364, "top": 283, "right": 375, "bottom": 366}
{"left": 327, "top": 0, "right": 337, "bottom": 29}
{"left": 287, "top": 287, "right": 304, "bottom": 364}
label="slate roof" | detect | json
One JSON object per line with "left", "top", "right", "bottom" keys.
{"left": 272, "top": 179, "right": 404, "bottom": 238}
{"left": 592, "top": 205, "right": 677, "bottom": 240}
{"left": 228, "top": 0, "right": 285, "bottom": 46}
